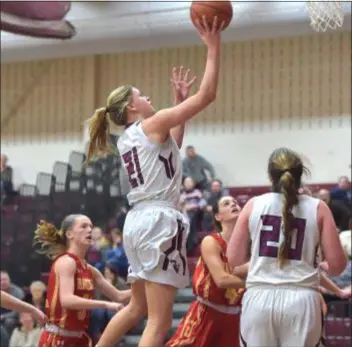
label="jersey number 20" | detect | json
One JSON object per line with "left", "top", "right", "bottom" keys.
{"left": 259, "top": 214, "right": 306, "bottom": 261}
{"left": 122, "top": 147, "right": 175, "bottom": 188}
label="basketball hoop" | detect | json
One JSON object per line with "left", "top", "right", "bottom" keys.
{"left": 306, "top": 1, "right": 344, "bottom": 32}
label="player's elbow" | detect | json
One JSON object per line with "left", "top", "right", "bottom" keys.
{"left": 214, "top": 274, "right": 232, "bottom": 289}
{"left": 327, "top": 258, "right": 347, "bottom": 277}
{"left": 60, "top": 294, "right": 73, "bottom": 309}
{"left": 199, "top": 88, "right": 216, "bottom": 105}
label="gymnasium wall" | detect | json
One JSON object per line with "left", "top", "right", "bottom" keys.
{"left": 1, "top": 31, "right": 351, "bottom": 188}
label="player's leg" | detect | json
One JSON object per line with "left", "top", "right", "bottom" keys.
{"left": 96, "top": 279, "right": 147, "bottom": 347}
{"left": 239, "top": 288, "right": 277, "bottom": 347}
{"left": 217, "top": 313, "right": 240, "bottom": 347}
{"left": 166, "top": 302, "right": 216, "bottom": 347}
{"left": 139, "top": 281, "right": 177, "bottom": 346}
{"left": 279, "top": 289, "right": 324, "bottom": 347}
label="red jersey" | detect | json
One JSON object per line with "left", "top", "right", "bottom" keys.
{"left": 192, "top": 233, "right": 242, "bottom": 306}
{"left": 45, "top": 252, "right": 94, "bottom": 331}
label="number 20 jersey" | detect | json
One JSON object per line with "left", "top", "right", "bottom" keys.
{"left": 246, "top": 192, "right": 321, "bottom": 289}
{"left": 117, "top": 122, "right": 182, "bottom": 207}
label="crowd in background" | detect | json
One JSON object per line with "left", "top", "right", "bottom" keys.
{"left": 0, "top": 146, "right": 351, "bottom": 347}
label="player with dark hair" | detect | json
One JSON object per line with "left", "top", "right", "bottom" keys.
{"left": 166, "top": 196, "right": 244, "bottom": 347}
{"left": 227, "top": 147, "right": 347, "bottom": 347}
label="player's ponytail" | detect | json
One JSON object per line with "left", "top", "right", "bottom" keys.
{"left": 85, "top": 85, "right": 133, "bottom": 165}
{"left": 86, "top": 107, "right": 113, "bottom": 164}
{"left": 278, "top": 171, "right": 299, "bottom": 268}
{"left": 268, "top": 147, "right": 309, "bottom": 268}
{"left": 33, "top": 220, "right": 67, "bottom": 259}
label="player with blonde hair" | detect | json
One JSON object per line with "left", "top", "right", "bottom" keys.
{"left": 90, "top": 16, "right": 224, "bottom": 347}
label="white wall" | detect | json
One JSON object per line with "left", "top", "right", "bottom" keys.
{"left": 1, "top": 116, "right": 351, "bottom": 189}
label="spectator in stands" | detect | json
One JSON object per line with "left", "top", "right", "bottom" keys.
{"left": 26, "top": 281, "right": 46, "bottom": 313}
{"left": 203, "top": 179, "right": 229, "bottom": 231}
{"left": 180, "top": 177, "right": 207, "bottom": 252}
{"left": 1, "top": 154, "right": 14, "bottom": 202}
{"left": 102, "top": 229, "right": 129, "bottom": 278}
{"left": 330, "top": 175, "right": 351, "bottom": 207}
{"left": 0, "top": 271, "right": 25, "bottom": 334}
{"left": 90, "top": 263, "right": 129, "bottom": 343}
{"left": 9, "top": 312, "right": 41, "bottom": 347}
{"left": 87, "top": 226, "right": 109, "bottom": 271}
{"left": 182, "top": 145, "right": 215, "bottom": 190}
{"left": 317, "top": 189, "right": 351, "bottom": 231}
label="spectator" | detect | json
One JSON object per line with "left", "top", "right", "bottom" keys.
{"left": 180, "top": 177, "right": 206, "bottom": 252}
{"left": 9, "top": 312, "right": 41, "bottom": 347}
{"left": 202, "top": 179, "right": 229, "bottom": 231}
{"left": 182, "top": 146, "right": 215, "bottom": 190}
{"left": 317, "top": 189, "right": 351, "bottom": 231}
{"left": 1, "top": 154, "right": 14, "bottom": 202}
{"left": 87, "top": 226, "right": 110, "bottom": 271}
{"left": 0, "top": 271, "right": 25, "bottom": 334}
{"left": 26, "top": 281, "right": 46, "bottom": 313}
{"left": 330, "top": 175, "right": 351, "bottom": 207}
{"left": 102, "top": 229, "right": 129, "bottom": 278}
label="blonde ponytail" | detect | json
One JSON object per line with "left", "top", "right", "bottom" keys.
{"left": 85, "top": 107, "right": 114, "bottom": 165}
{"left": 33, "top": 220, "right": 66, "bottom": 259}
{"left": 278, "top": 171, "right": 299, "bottom": 268}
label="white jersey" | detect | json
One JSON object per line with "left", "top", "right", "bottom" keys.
{"left": 247, "top": 192, "right": 321, "bottom": 289}
{"left": 117, "top": 122, "right": 182, "bottom": 207}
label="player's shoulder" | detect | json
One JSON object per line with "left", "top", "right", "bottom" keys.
{"left": 54, "top": 254, "right": 77, "bottom": 272}
{"left": 201, "top": 233, "right": 223, "bottom": 252}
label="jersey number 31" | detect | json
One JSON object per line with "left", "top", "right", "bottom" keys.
{"left": 259, "top": 214, "right": 306, "bottom": 261}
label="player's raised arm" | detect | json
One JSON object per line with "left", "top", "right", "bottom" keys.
{"left": 142, "top": 16, "right": 224, "bottom": 143}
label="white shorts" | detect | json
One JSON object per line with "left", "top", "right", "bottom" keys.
{"left": 240, "top": 286, "right": 325, "bottom": 347}
{"left": 123, "top": 203, "right": 190, "bottom": 289}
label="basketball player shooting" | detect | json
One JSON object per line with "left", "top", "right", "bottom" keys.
{"left": 227, "top": 147, "right": 347, "bottom": 347}
{"left": 85, "top": 15, "right": 224, "bottom": 347}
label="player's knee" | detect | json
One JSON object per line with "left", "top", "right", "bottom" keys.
{"left": 147, "top": 314, "right": 173, "bottom": 334}
{"left": 126, "top": 300, "right": 147, "bottom": 320}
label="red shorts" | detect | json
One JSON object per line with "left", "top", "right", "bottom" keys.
{"left": 165, "top": 301, "right": 240, "bottom": 347}
{"left": 38, "top": 330, "right": 92, "bottom": 347}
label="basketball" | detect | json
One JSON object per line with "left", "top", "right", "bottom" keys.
{"left": 190, "top": 1, "right": 233, "bottom": 31}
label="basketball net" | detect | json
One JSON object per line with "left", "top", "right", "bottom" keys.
{"left": 306, "top": 0, "right": 344, "bottom": 32}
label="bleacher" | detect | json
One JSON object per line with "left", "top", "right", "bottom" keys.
{"left": 1, "top": 149, "right": 126, "bottom": 287}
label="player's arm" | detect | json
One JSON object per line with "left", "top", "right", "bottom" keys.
{"left": 1, "top": 291, "right": 47, "bottom": 325}
{"left": 201, "top": 236, "right": 244, "bottom": 289}
{"left": 1, "top": 290, "right": 37, "bottom": 314}
{"left": 170, "top": 67, "right": 197, "bottom": 148}
{"left": 318, "top": 200, "right": 347, "bottom": 276}
{"left": 232, "top": 262, "right": 249, "bottom": 279}
{"left": 56, "top": 256, "right": 110, "bottom": 310}
{"left": 142, "top": 17, "right": 222, "bottom": 143}
{"left": 227, "top": 199, "right": 254, "bottom": 270}
{"left": 89, "top": 265, "right": 131, "bottom": 305}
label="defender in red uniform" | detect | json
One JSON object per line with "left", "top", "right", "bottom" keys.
{"left": 33, "top": 214, "right": 131, "bottom": 347}
{"left": 166, "top": 196, "right": 245, "bottom": 347}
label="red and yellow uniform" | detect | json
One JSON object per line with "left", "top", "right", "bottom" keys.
{"left": 39, "top": 252, "right": 94, "bottom": 347}
{"left": 166, "top": 233, "right": 243, "bottom": 347}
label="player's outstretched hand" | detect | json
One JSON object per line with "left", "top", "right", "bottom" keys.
{"left": 194, "top": 16, "right": 225, "bottom": 47}
{"left": 171, "top": 66, "right": 197, "bottom": 102}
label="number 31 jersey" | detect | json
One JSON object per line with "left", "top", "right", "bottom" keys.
{"left": 247, "top": 192, "right": 321, "bottom": 289}
{"left": 117, "top": 122, "right": 182, "bottom": 207}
